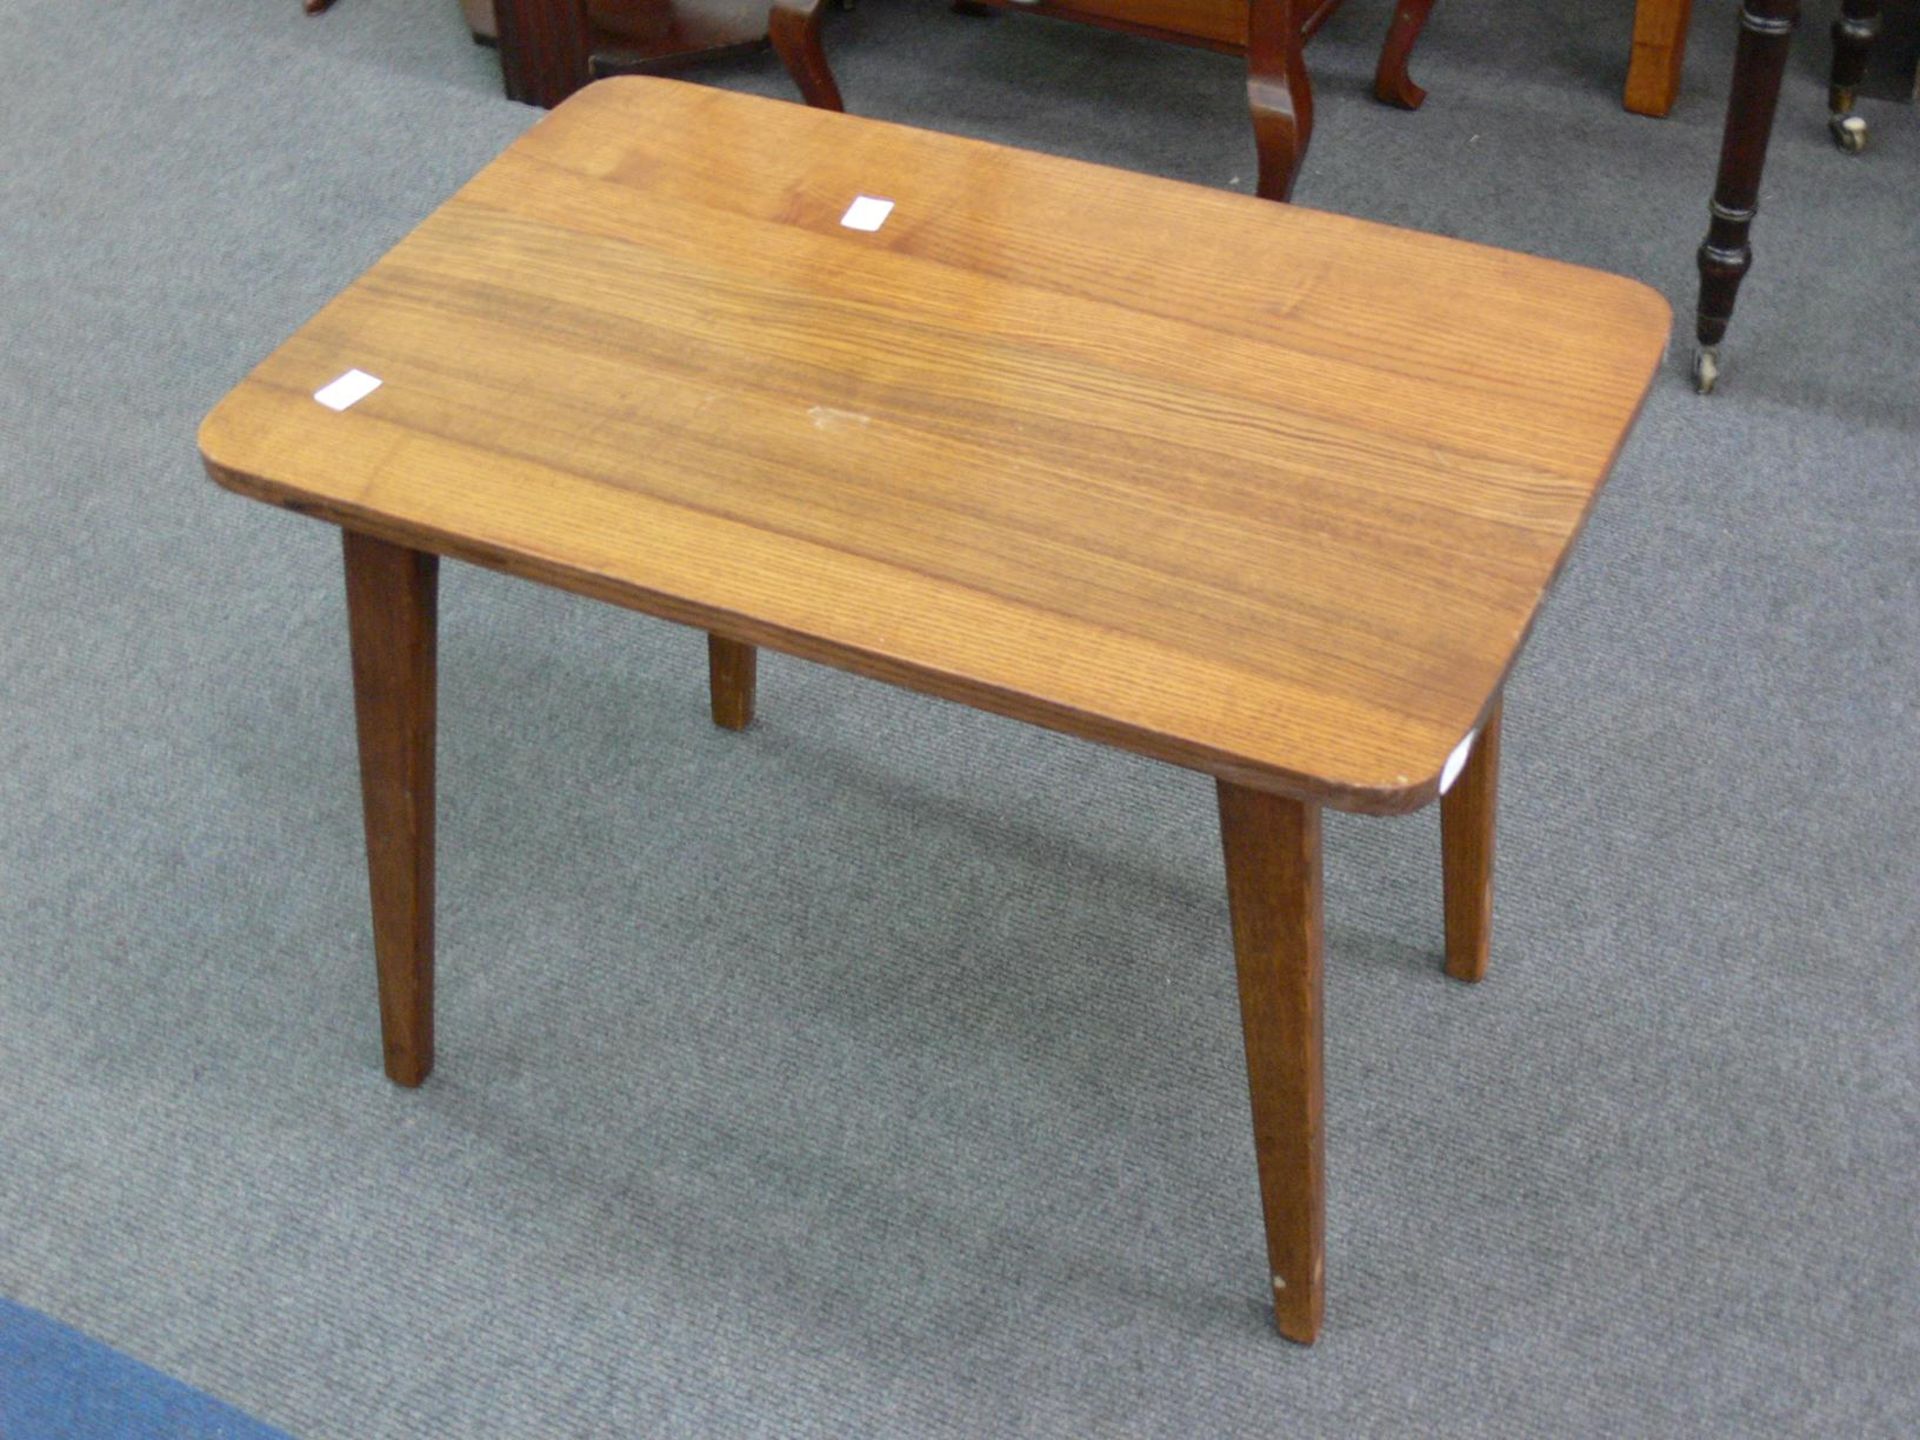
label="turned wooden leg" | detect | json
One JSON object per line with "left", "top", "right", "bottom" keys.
{"left": 1440, "top": 697, "right": 1500, "bottom": 984}
{"left": 1828, "top": 0, "right": 1881, "bottom": 152}
{"left": 1624, "top": 0, "right": 1694, "bottom": 117}
{"left": 1248, "top": 0, "right": 1313, "bottom": 202}
{"left": 1373, "top": 0, "right": 1437, "bottom": 110}
{"left": 1217, "top": 780, "right": 1325, "bottom": 1344}
{"left": 343, "top": 531, "right": 438, "bottom": 1088}
{"left": 1692, "top": 0, "right": 1800, "bottom": 395}
{"left": 770, "top": 0, "right": 846, "bottom": 110}
{"left": 305, "top": 0, "right": 336, "bottom": 13}
{"left": 708, "top": 635, "right": 758, "bottom": 730}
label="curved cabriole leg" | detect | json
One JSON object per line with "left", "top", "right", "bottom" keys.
{"left": 770, "top": 0, "right": 846, "bottom": 110}
{"left": 1248, "top": 0, "right": 1313, "bottom": 202}
{"left": 1693, "top": 0, "right": 1800, "bottom": 394}
{"left": 1440, "top": 697, "right": 1500, "bottom": 984}
{"left": 1828, "top": 0, "right": 1881, "bottom": 152}
{"left": 1373, "top": 0, "right": 1437, "bottom": 109}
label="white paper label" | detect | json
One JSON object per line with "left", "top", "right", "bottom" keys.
{"left": 839, "top": 196, "right": 895, "bottom": 232}
{"left": 314, "top": 369, "right": 382, "bottom": 411}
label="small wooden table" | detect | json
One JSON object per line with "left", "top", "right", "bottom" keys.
{"left": 199, "top": 77, "right": 1666, "bottom": 1342}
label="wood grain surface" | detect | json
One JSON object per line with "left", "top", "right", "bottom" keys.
{"left": 200, "top": 78, "right": 1668, "bottom": 814}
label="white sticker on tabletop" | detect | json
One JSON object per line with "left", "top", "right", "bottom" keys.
{"left": 839, "top": 196, "right": 895, "bottom": 232}
{"left": 314, "top": 369, "right": 382, "bottom": 412}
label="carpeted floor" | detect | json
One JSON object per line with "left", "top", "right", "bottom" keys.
{"left": 1, "top": 0, "right": 1916, "bottom": 1435}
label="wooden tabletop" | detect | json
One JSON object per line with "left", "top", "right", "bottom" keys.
{"left": 200, "top": 78, "right": 1668, "bottom": 814}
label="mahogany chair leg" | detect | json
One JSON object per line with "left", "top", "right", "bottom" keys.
{"left": 304, "top": 0, "right": 336, "bottom": 12}
{"left": 1248, "top": 0, "right": 1313, "bottom": 202}
{"left": 1217, "top": 780, "right": 1325, "bottom": 1345}
{"left": 1624, "top": 0, "right": 1694, "bottom": 117}
{"left": 708, "top": 635, "right": 758, "bottom": 730}
{"left": 770, "top": 0, "right": 846, "bottom": 110}
{"left": 1373, "top": 0, "right": 1437, "bottom": 110}
{"left": 343, "top": 531, "right": 438, "bottom": 1088}
{"left": 1692, "top": 0, "right": 1800, "bottom": 394}
{"left": 1439, "top": 696, "right": 1500, "bottom": 984}
{"left": 1827, "top": 0, "right": 1882, "bottom": 152}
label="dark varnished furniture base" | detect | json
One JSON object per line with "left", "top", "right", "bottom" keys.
{"left": 768, "top": 0, "right": 1438, "bottom": 203}
{"left": 494, "top": 0, "right": 771, "bottom": 108}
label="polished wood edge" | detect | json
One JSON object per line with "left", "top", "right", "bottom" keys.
{"left": 202, "top": 446, "right": 1446, "bottom": 815}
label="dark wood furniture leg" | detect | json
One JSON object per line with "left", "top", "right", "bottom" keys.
{"left": 495, "top": 0, "right": 594, "bottom": 106}
{"left": 1692, "top": 0, "right": 1800, "bottom": 395}
{"left": 770, "top": 0, "right": 845, "bottom": 109}
{"left": 1828, "top": 0, "right": 1882, "bottom": 151}
{"left": 343, "top": 531, "right": 439, "bottom": 1088}
{"left": 1249, "top": 0, "right": 1313, "bottom": 201}
{"left": 1373, "top": 0, "right": 1437, "bottom": 109}
{"left": 708, "top": 635, "right": 758, "bottom": 730}
{"left": 1217, "top": 780, "right": 1325, "bottom": 1345}
{"left": 1440, "top": 696, "right": 1499, "bottom": 984}
{"left": 1624, "top": 0, "right": 1694, "bottom": 116}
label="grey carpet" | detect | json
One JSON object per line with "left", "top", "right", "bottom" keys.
{"left": 2, "top": 0, "right": 1916, "bottom": 1434}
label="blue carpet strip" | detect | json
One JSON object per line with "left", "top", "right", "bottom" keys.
{"left": 0, "top": 1297, "right": 292, "bottom": 1440}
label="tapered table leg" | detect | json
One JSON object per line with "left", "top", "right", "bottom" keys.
{"left": 1217, "top": 780, "right": 1325, "bottom": 1344}
{"left": 1440, "top": 697, "right": 1500, "bottom": 984}
{"left": 1249, "top": 0, "right": 1313, "bottom": 202}
{"left": 708, "top": 634, "right": 758, "bottom": 730}
{"left": 1692, "top": 0, "right": 1800, "bottom": 394}
{"left": 343, "top": 531, "right": 438, "bottom": 1088}
{"left": 1828, "top": 0, "right": 1881, "bottom": 151}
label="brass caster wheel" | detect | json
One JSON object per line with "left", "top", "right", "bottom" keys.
{"left": 1830, "top": 112, "right": 1868, "bottom": 154}
{"left": 1692, "top": 345, "right": 1720, "bottom": 396}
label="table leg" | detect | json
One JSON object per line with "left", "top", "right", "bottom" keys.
{"left": 1440, "top": 695, "right": 1500, "bottom": 984}
{"left": 770, "top": 0, "right": 846, "bottom": 109}
{"left": 1217, "top": 780, "right": 1325, "bottom": 1344}
{"left": 1828, "top": 0, "right": 1882, "bottom": 152}
{"left": 1692, "top": 0, "right": 1800, "bottom": 395}
{"left": 1624, "top": 0, "right": 1694, "bottom": 117}
{"left": 343, "top": 531, "right": 438, "bottom": 1088}
{"left": 494, "top": 0, "right": 594, "bottom": 108}
{"left": 1249, "top": 0, "right": 1313, "bottom": 202}
{"left": 1373, "top": 0, "right": 1437, "bottom": 110}
{"left": 708, "top": 635, "right": 758, "bottom": 730}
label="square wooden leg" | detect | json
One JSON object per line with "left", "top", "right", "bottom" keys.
{"left": 1217, "top": 780, "right": 1325, "bottom": 1344}
{"left": 1624, "top": 0, "right": 1694, "bottom": 117}
{"left": 707, "top": 634, "right": 757, "bottom": 730}
{"left": 1440, "top": 696, "right": 1500, "bottom": 984}
{"left": 343, "top": 530, "right": 438, "bottom": 1087}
